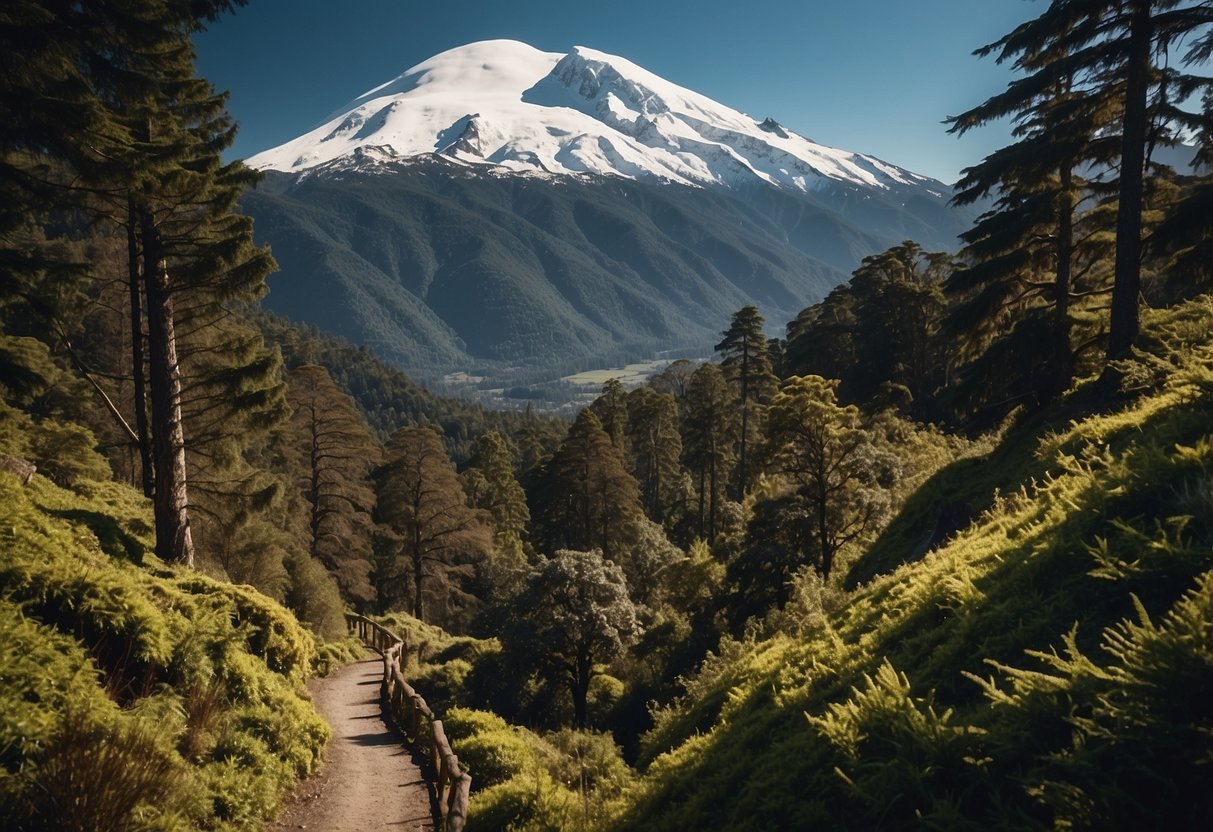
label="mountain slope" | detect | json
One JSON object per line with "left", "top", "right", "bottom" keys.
{"left": 245, "top": 164, "right": 864, "bottom": 373}
{"left": 243, "top": 40, "right": 974, "bottom": 377}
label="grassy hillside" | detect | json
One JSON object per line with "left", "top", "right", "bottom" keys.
{"left": 603, "top": 299, "right": 1213, "bottom": 830}
{"left": 0, "top": 472, "right": 329, "bottom": 831}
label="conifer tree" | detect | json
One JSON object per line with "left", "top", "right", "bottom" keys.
{"left": 461, "top": 430, "right": 531, "bottom": 575}
{"left": 376, "top": 426, "right": 492, "bottom": 622}
{"left": 624, "top": 386, "right": 683, "bottom": 526}
{"left": 964, "top": 0, "right": 1213, "bottom": 362}
{"left": 947, "top": 23, "right": 1118, "bottom": 407}
{"left": 680, "top": 364, "right": 738, "bottom": 544}
{"left": 715, "top": 305, "right": 776, "bottom": 496}
{"left": 590, "top": 378, "right": 629, "bottom": 452}
{"left": 132, "top": 46, "right": 274, "bottom": 566}
{"left": 846, "top": 242, "right": 950, "bottom": 417}
{"left": 1153, "top": 97, "right": 1213, "bottom": 292}
{"left": 2, "top": 0, "right": 271, "bottom": 567}
{"left": 765, "top": 375, "right": 891, "bottom": 580}
{"left": 285, "top": 364, "right": 378, "bottom": 604}
{"left": 784, "top": 285, "right": 858, "bottom": 384}
{"left": 534, "top": 410, "right": 642, "bottom": 562}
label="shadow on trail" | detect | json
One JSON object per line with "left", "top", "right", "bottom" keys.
{"left": 347, "top": 731, "right": 404, "bottom": 747}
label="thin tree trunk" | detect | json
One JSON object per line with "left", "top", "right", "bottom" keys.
{"left": 573, "top": 652, "right": 592, "bottom": 728}
{"left": 127, "top": 198, "right": 153, "bottom": 497}
{"left": 309, "top": 406, "right": 323, "bottom": 554}
{"left": 412, "top": 521, "right": 424, "bottom": 621}
{"left": 1054, "top": 162, "right": 1076, "bottom": 395}
{"left": 708, "top": 442, "right": 718, "bottom": 545}
{"left": 697, "top": 466, "right": 706, "bottom": 539}
{"left": 1108, "top": 3, "right": 1151, "bottom": 360}
{"left": 817, "top": 468, "right": 832, "bottom": 580}
{"left": 141, "top": 209, "right": 194, "bottom": 567}
{"left": 738, "top": 343, "right": 749, "bottom": 498}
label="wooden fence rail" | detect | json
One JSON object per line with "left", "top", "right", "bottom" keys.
{"left": 346, "top": 613, "right": 472, "bottom": 832}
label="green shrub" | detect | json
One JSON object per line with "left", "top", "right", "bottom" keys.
{"left": 0, "top": 473, "right": 329, "bottom": 831}
{"left": 545, "top": 729, "right": 633, "bottom": 799}
{"left": 467, "top": 770, "right": 575, "bottom": 832}
{"left": 18, "top": 705, "right": 199, "bottom": 832}
{"left": 452, "top": 728, "right": 539, "bottom": 788}
{"left": 586, "top": 674, "right": 624, "bottom": 726}
{"left": 313, "top": 634, "right": 365, "bottom": 676}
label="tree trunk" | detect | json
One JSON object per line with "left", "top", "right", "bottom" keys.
{"left": 708, "top": 444, "right": 717, "bottom": 545}
{"left": 1107, "top": 3, "right": 1151, "bottom": 361}
{"left": 412, "top": 522, "right": 425, "bottom": 621}
{"left": 127, "top": 198, "right": 153, "bottom": 497}
{"left": 572, "top": 652, "right": 592, "bottom": 728}
{"left": 1053, "top": 162, "right": 1076, "bottom": 396}
{"left": 309, "top": 406, "right": 323, "bottom": 553}
{"left": 738, "top": 343, "right": 749, "bottom": 498}
{"left": 817, "top": 471, "right": 832, "bottom": 580}
{"left": 697, "top": 466, "right": 706, "bottom": 539}
{"left": 140, "top": 209, "right": 194, "bottom": 567}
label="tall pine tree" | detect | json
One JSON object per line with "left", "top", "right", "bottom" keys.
{"left": 285, "top": 364, "right": 379, "bottom": 605}
{"left": 966, "top": 0, "right": 1213, "bottom": 364}
{"left": 715, "top": 305, "right": 776, "bottom": 497}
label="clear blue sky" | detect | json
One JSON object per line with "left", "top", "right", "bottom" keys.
{"left": 194, "top": 0, "right": 1036, "bottom": 184}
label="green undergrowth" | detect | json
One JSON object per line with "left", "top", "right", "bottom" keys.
{"left": 376, "top": 613, "right": 634, "bottom": 831}
{"left": 372, "top": 611, "right": 502, "bottom": 706}
{"left": 605, "top": 299, "right": 1213, "bottom": 831}
{"left": 312, "top": 634, "right": 365, "bottom": 676}
{"left": 444, "top": 707, "right": 633, "bottom": 831}
{"left": 0, "top": 473, "right": 330, "bottom": 831}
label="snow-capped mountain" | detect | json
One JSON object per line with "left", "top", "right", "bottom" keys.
{"left": 247, "top": 39, "right": 943, "bottom": 195}
{"left": 241, "top": 40, "right": 973, "bottom": 380}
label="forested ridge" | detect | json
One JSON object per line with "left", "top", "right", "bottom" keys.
{"left": 2, "top": 1, "right": 1213, "bottom": 831}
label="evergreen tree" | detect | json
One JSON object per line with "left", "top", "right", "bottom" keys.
{"left": 967, "top": 1, "right": 1213, "bottom": 362}
{"left": 179, "top": 314, "right": 290, "bottom": 591}
{"left": 946, "top": 12, "right": 1127, "bottom": 411}
{"left": 461, "top": 430, "right": 531, "bottom": 599}
{"left": 844, "top": 242, "right": 950, "bottom": 417}
{"left": 1153, "top": 95, "right": 1213, "bottom": 293}
{"left": 589, "top": 378, "right": 629, "bottom": 452}
{"left": 534, "top": 410, "right": 642, "bottom": 562}
{"left": 2, "top": 0, "right": 271, "bottom": 567}
{"left": 285, "top": 364, "right": 378, "bottom": 605}
{"left": 680, "top": 364, "right": 738, "bottom": 545}
{"left": 624, "top": 386, "right": 683, "bottom": 526}
{"left": 715, "top": 305, "right": 776, "bottom": 496}
{"left": 133, "top": 45, "right": 275, "bottom": 566}
{"left": 785, "top": 285, "right": 858, "bottom": 384}
{"left": 376, "top": 426, "right": 492, "bottom": 623}
{"left": 765, "top": 375, "right": 892, "bottom": 581}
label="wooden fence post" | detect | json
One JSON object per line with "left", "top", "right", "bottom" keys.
{"left": 345, "top": 614, "right": 470, "bottom": 831}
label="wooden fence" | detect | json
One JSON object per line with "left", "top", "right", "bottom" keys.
{"left": 346, "top": 613, "right": 472, "bottom": 832}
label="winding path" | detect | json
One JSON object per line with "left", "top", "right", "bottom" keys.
{"left": 271, "top": 657, "right": 436, "bottom": 831}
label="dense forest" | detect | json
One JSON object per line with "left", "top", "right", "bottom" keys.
{"left": 2, "top": 1, "right": 1212, "bottom": 831}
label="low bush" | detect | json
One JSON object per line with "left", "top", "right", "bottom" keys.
{"left": 0, "top": 472, "right": 330, "bottom": 831}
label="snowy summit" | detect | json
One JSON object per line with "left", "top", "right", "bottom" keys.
{"left": 247, "top": 39, "right": 938, "bottom": 193}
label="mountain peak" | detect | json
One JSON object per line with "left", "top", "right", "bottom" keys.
{"left": 247, "top": 40, "right": 940, "bottom": 194}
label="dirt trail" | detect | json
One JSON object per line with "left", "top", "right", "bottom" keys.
{"left": 271, "top": 657, "right": 436, "bottom": 831}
